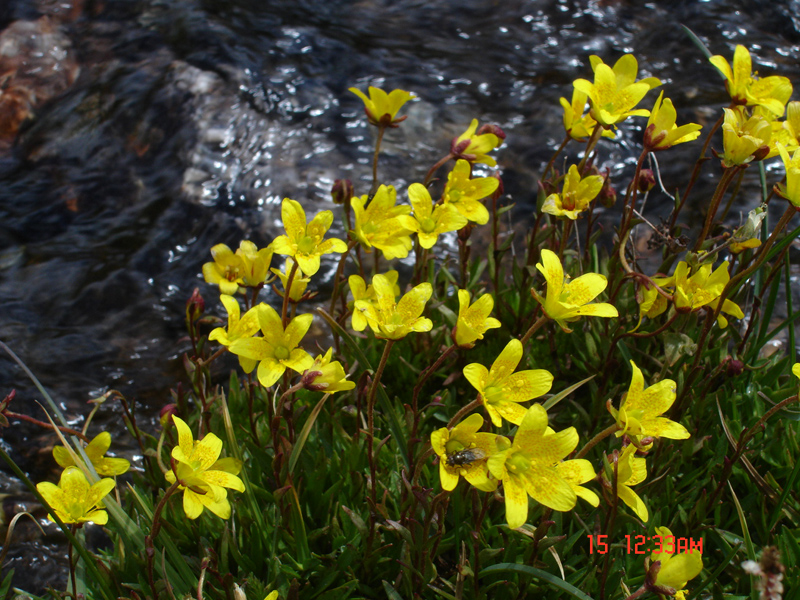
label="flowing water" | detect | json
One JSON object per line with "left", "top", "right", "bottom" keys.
{"left": 1, "top": 0, "right": 800, "bottom": 592}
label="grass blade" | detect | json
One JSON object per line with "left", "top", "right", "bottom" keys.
{"left": 480, "top": 563, "right": 595, "bottom": 600}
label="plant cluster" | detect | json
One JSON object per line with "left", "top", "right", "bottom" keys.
{"left": 2, "top": 38, "right": 800, "bottom": 600}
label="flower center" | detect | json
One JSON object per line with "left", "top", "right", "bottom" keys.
{"left": 420, "top": 217, "right": 436, "bottom": 233}
{"left": 445, "top": 439, "right": 466, "bottom": 454}
{"left": 274, "top": 346, "right": 290, "bottom": 360}
{"left": 297, "top": 235, "right": 316, "bottom": 255}
{"left": 448, "top": 189, "right": 463, "bottom": 203}
{"left": 507, "top": 452, "right": 531, "bottom": 474}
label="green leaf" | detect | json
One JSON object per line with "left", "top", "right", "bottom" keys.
{"left": 382, "top": 581, "right": 405, "bottom": 600}
{"left": 680, "top": 24, "right": 715, "bottom": 63}
{"left": 480, "top": 563, "right": 596, "bottom": 600}
{"left": 288, "top": 393, "right": 331, "bottom": 477}
{"left": 543, "top": 375, "right": 596, "bottom": 411}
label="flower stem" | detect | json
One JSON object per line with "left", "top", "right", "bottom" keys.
{"left": 366, "top": 339, "right": 395, "bottom": 516}
{"left": 447, "top": 397, "right": 483, "bottom": 429}
{"left": 692, "top": 165, "right": 740, "bottom": 252}
{"left": 146, "top": 480, "right": 181, "bottom": 599}
{"left": 68, "top": 524, "right": 78, "bottom": 598}
{"left": 575, "top": 423, "right": 619, "bottom": 459}
{"left": 4, "top": 411, "right": 89, "bottom": 442}
{"left": 369, "top": 125, "right": 387, "bottom": 197}
{"left": 281, "top": 260, "right": 299, "bottom": 328}
{"left": 424, "top": 153, "right": 455, "bottom": 186}
{"left": 578, "top": 124, "right": 603, "bottom": 172}
{"left": 520, "top": 315, "right": 548, "bottom": 346}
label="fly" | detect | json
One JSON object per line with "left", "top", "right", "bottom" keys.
{"left": 445, "top": 448, "right": 486, "bottom": 467}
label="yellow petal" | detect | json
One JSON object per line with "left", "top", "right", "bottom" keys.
{"left": 281, "top": 198, "right": 307, "bottom": 240}
{"left": 524, "top": 464, "right": 576, "bottom": 511}
{"left": 257, "top": 358, "right": 286, "bottom": 388}
{"left": 503, "top": 474, "right": 530, "bottom": 529}
{"left": 172, "top": 416, "right": 195, "bottom": 459}
{"left": 189, "top": 433, "right": 223, "bottom": 471}
{"left": 183, "top": 488, "right": 206, "bottom": 519}
{"left": 617, "top": 484, "right": 649, "bottom": 521}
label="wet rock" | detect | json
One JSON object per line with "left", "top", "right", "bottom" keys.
{"left": 0, "top": 16, "right": 79, "bottom": 152}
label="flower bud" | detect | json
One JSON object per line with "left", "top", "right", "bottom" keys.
{"left": 726, "top": 358, "right": 744, "bottom": 378}
{"left": 477, "top": 123, "right": 507, "bottom": 141}
{"left": 638, "top": 169, "right": 656, "bottom": 193}
{"left": 331, "top": 179, "right": 354, "bottom": 205}
{"left": 159, "top": 404, "right": 178, "bottom": 428}
{"left": 185, "top": 288, "right": 205, "bottom": 323}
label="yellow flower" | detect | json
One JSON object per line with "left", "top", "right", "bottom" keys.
{"left": 53, "top": 431, "right": 130, "bottom": 477}
{"left": 463, "top": 339, "right": 553, "bottom": 427}
{"left": 271, "top": 258, "right": 311, "bottom": 302}
{"left": 351, "top": 185, "right": 414, "bottom": 259}
{"left": 454, "top": 289, "right": 501, "bottom": 348}
{"left": 605, "top": 444, "right": 648, "bottom": 522}
{"left": 671, "top": 261, "right": 744, "bottom": 328}
{"left": 556, "top": 459, "right": 600, "bottom": 507}
{"left": 348, "top": 270, "right": 400, "bottom": 332}
{"left": 770, "top": 101, "right": 800, "bottom": 151}
{"left": 229, "top": 305, "right": 314, "bottom": 387}
{"left": 776, "top": 143, "right": 800, "bottom": 207}
{"left": 542, "top": 164, "right": 604, "bottom": 220}
{"left": 271, "top": 199, "right": 347, "bottom": 276}
{"left": 402, "top": 183, "right": 467, "bottom": 248}
{"left": 720, "top": 106, "right": 771, "bottom": 167}
{"left": 572, "top": 54, "right": 661, "bottom": 127}
{"left": 487, "top": 404, "right": 579, "bottom": 528}
{"left": 203, "top": 244, "right": 246, "bottom": 295}
{"left": 430, "top": 413, "right": 499, "bottom": 492}
{"left": 651, "top": 526, "right": 703, "bottom": 593}
{"left": 236, "top": 241, "right": 274, "bottom": 287}
{"left": 608, "top": 360, "right": 689, "bottom": 441}
{"left": 531, "top": 249, "right": 618, "bottom": 333}
{"left": 208, "top": 294, "right": 260, "bottom": 373}
{"left": 633, "top": 276, "right": 672, "bottom": 332}
{"left": 37, "top": 467, "right": 116, "bottom": 525}
{"left": 442, "top": 159, "right": 499, "bottom": 225}
{"left": 560, "top": 88, "right": 615, "bottom": 141}
{"left": 644, "top": 92, "right": 702, "bottom": 150}
{"left": 165, "top": 416, "right": 245, "bottom": 520}
{"left": 709, "top": 45, "right": 792, "bottom": 116}
{"left": 450, "top": 119, "right": 504, "bottom": 167}
{"left": 353, "top": 274, "right": 432, "bottom": 340}
{"left": 303, "top": 348, "right": 355, "bottom": 393}
{"left": 348, "top": 86, "right": 413, "bottom": 127}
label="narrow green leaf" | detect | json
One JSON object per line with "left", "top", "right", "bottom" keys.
{"left": 728, "top": 483, "right": 758, "bottom": 600}
{"left": 543, "top": 375, "right": 596, "bottom": 410}
{"left": 382, "top": 581, "right": 405, "bottom": 600}
{"left": 289, "top": 393, "right": 331, "bottom": 477}
{"left": 480, "top": 563, "right": 595, "bottom": 600}
{"left": 680, "top": 24, "right": 715, "bottom": 62}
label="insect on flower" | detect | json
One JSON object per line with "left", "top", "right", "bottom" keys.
{"left": 445, "top": 447, "right": 487, "bottom": 467}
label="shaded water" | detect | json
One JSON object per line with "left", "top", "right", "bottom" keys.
{"left": 1, "top": 0, "right": 800, "bottom": 592}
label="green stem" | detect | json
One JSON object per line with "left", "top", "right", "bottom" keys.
{"left": 577, "top": 124, "right": 603, "bottom": 172}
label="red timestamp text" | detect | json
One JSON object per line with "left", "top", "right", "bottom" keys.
{"left": 587, "top": 534, "right": 703, "bottom": 555}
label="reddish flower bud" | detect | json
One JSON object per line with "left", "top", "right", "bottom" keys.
{"left": 185, "top": 288, "right": 205, "bottom": 323}
{"left": 726, "top": 358, "right": 744, "bottom": 378}
{"left": 159, "top": 404, "right": 179, "bottom": 428}
{"left": 638, "top": 169, "right": 656, "bottom": 193}
{"left": 331, "top": 179, "right": 354, "bottom": 205}
{"left": 477, "top": 123, "right": 506, "bottom": 141}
